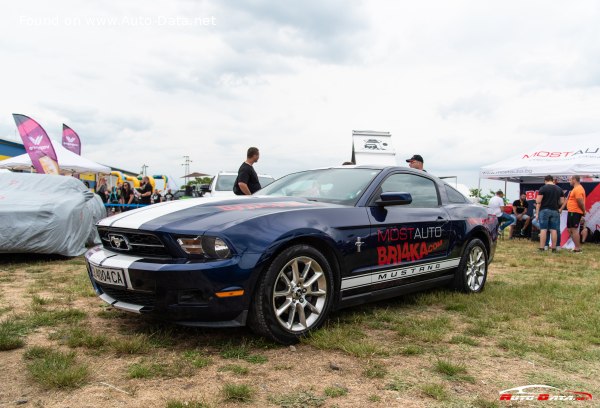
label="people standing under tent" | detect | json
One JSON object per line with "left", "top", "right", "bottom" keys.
{"left": 488, "top": 190, "right": 515, "bottom": 233}
{"left": 535, "top": 175, "right": 565, "bottom": 252}
{"left": 566, "top": 175, "right": 586, "bottom": 252}
{"left": 511, "top": 193, "right": 531, "bottom": 237}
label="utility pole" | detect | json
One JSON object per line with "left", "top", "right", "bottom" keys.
{"left": 182, "top": 156, "right": 192, "bottom": 185}
{"left": 141, "top": 164, "right": 148, "bottom": 176}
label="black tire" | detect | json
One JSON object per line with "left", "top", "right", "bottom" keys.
{"left": 248, "top": 244, "right": 335, "bottom": 344}
{"left": 452, "top": 238, "right": 488, "bottom": 293}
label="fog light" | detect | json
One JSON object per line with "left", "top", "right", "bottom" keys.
{"left": 178, "top": 289, "right": 207, "bottom": 305}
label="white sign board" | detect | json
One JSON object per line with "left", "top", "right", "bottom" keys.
{"left": 351, "top": 130, "right": 397, "bottom": 166}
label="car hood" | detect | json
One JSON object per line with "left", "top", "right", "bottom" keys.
{"left": 97, "top": 196, "right": 333, "bottom": 233}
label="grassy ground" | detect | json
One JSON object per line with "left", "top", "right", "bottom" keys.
{"left": 0, "top": 240, "right": 598, "bottom": 407}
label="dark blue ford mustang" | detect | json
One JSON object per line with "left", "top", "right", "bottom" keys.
{"left": 85, "top": 166, "right": 497, "bottom": 344}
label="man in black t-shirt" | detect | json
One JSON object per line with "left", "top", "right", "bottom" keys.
{"left": 151, "top": 189, "right": 162, "bottom": 204}
{"left": 138, "top": 176, "right": 153, "bottom": 205}
{"left": 511, "top": 193, "right": 531, "bottom": 236}
{"left": 164, "top": 189, "right": 175, "bottom": 201}
{"left": 233, "top": 147, "right": 261, "bottom": 195}
{"left": 535, "top": 175, "right": 565, "bottom": 252}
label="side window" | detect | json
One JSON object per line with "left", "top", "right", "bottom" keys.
{"left": 377, "top": 173, "right": 439, "bottom": 207}
{"left": 445, "top": 185, "right": 468, "bottom": 203}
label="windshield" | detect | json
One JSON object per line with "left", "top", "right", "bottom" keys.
{"left": 256, "top": 168, "right": 381, "bottom": 205}
{"left": 259, "top": 176, "right": 275, "bottom": 187}
{"left": 216, "top": 175, "right": 275, "bottom": 191}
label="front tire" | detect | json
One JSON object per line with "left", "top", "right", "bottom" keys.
{"left": 249, "top": 244, "right": 335, "bottom": 344}
{"left": 453, "top": 239, "right": 488, "bottom": 293}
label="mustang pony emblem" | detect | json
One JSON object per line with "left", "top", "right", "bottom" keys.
{"left": 109, "top": 234, "right": 129, "bottom": 250}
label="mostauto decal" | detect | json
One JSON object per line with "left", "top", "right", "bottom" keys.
{"left": 522, "top": 147, "right": 599, "bottom": 159}
{"left": 377, "top": 226, "right": 442, "bottom": 241}
{"left": 376, "top": 226, "right": 445, "bottom": 266}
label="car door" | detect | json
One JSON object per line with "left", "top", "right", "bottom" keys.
{"left": 343, "top": 172, "right": 454, "bottom": 295}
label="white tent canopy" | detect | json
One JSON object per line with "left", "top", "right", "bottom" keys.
{"left": 480, "top": 135, "right": 600, "bottom": 181}
{"left": 0, "top": 140, "right": 110, "bottom": 174}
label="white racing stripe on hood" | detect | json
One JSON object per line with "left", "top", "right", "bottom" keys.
{"left": 103, "top": 196, "right": 251, "bottom": 230}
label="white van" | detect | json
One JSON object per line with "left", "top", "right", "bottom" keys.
{"left": 201, "top": 171, "right": 275, "bottom": 198}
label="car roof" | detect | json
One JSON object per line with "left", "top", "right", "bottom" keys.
{"left": 216, "top": 171, "right": 274, "bottom": 178}
{"left": 283, "top": 165, "right": 444, "bottom": 181}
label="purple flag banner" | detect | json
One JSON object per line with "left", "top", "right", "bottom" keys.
{"left": 62, "top": 123, "right": 81, "bottom": 155}
{"left": 13, "top": 114, "right": 60, "bottom": 175}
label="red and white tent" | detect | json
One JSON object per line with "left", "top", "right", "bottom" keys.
{"left": 480, "top": 135, "right": 600, "bottom": 247}
{"left": 480, "top": 135, "right": 600, "bottom": 181}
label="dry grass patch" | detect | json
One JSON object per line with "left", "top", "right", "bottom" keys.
{"left": 23, "top": 346, "right": 89, "bottom": 389}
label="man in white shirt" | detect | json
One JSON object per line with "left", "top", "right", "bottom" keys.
{"left": 488, "top": 190, "right": 515, "bottom": 232}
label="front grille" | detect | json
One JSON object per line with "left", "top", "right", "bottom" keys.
{"left": 98, "top": 227, "right": 171, "bottom": 258}
{"left": 98, "top": 284, "right": 156, "bottom": 308}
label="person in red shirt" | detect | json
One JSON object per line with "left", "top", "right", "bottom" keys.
{"left": 566, "top": 175, "right": 586, "bottom": 252}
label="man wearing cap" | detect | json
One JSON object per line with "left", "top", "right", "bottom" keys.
{"left": 406, "top": 154, "right": 426, "bottom": 171}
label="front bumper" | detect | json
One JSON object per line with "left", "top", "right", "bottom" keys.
{"left": 84, "top": 246, "right": 261, "bottom": 327}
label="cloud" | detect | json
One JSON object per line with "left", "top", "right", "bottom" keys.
{"left": 438, "top": 92, "right": 498, "bottom": 119}
{"left": 210, "top": 0, "right": 368, "bottom": 62}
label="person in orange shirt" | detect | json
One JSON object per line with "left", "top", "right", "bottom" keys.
{"left": 566, "top": 175, "right": 586, "bottom": 252}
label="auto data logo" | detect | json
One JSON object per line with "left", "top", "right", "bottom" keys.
{"left": 499, "top": 385, "right": 592, "bottom": 401}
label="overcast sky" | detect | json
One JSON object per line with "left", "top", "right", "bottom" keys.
{"left": 1, "top": 0, "right": 599, "bottom": 197}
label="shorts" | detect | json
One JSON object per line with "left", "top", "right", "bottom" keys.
{"left": 567, "top": 212, "right": 583, "bottom": 229}
{"left": 515, "top": 213, "right": 530, "bottom": 220}
{"left": 538, "top": 208, "right": 560, "bottom": 231}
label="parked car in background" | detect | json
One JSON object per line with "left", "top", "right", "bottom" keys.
{"left": 200, "top": 171, "right": 275, "bottom": 198}
{"left": 85, "top": 166, "right": 497, "bottom": 344}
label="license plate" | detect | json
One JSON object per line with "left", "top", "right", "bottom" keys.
{"left": 91, "top": 265, "right": 126, "bottom": 287}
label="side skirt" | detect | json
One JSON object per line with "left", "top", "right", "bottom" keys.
{"left": 337, "top": 275, "right": 454, "bottom": 310}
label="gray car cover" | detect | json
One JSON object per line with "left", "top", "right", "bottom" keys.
{"left": 0, "top": 172, "right": 106, "bottom": 256}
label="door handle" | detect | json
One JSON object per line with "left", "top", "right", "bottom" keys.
{"left": 437, "top": 216, "right": 446, "bottom": 220}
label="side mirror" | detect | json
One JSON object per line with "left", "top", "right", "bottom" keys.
{"left": 376, "top": 192, "right": 412, "bottom": 206}
{"left": 200, "top": 184, "right": 211, "bottom": 193}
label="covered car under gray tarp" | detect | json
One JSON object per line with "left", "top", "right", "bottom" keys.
{"left": 0, "top": 172, "right": 106, "bottom": 256}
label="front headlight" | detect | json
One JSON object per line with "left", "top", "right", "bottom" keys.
{"left": 176, "top": 235, "right": 231, "bottom": 259}
{"left": 202, "top": 236, "right": 231, "bottom": 259}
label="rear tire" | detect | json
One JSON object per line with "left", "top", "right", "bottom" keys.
{"left": 248, "top": 244, "right": 335, "bottom": 344}
{"left": 452, "top": 239, "right": 488, "bottom": 293}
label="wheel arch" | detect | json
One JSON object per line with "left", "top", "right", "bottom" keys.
{"left": 463, "top": 227, "right": 491, "bottom": 261}
{"left": 249, "top": 234, "right": 344, "bottom": 309}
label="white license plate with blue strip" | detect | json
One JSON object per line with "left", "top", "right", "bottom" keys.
{"left": 91, "top": 265, "right": 126, "bottom": 287}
